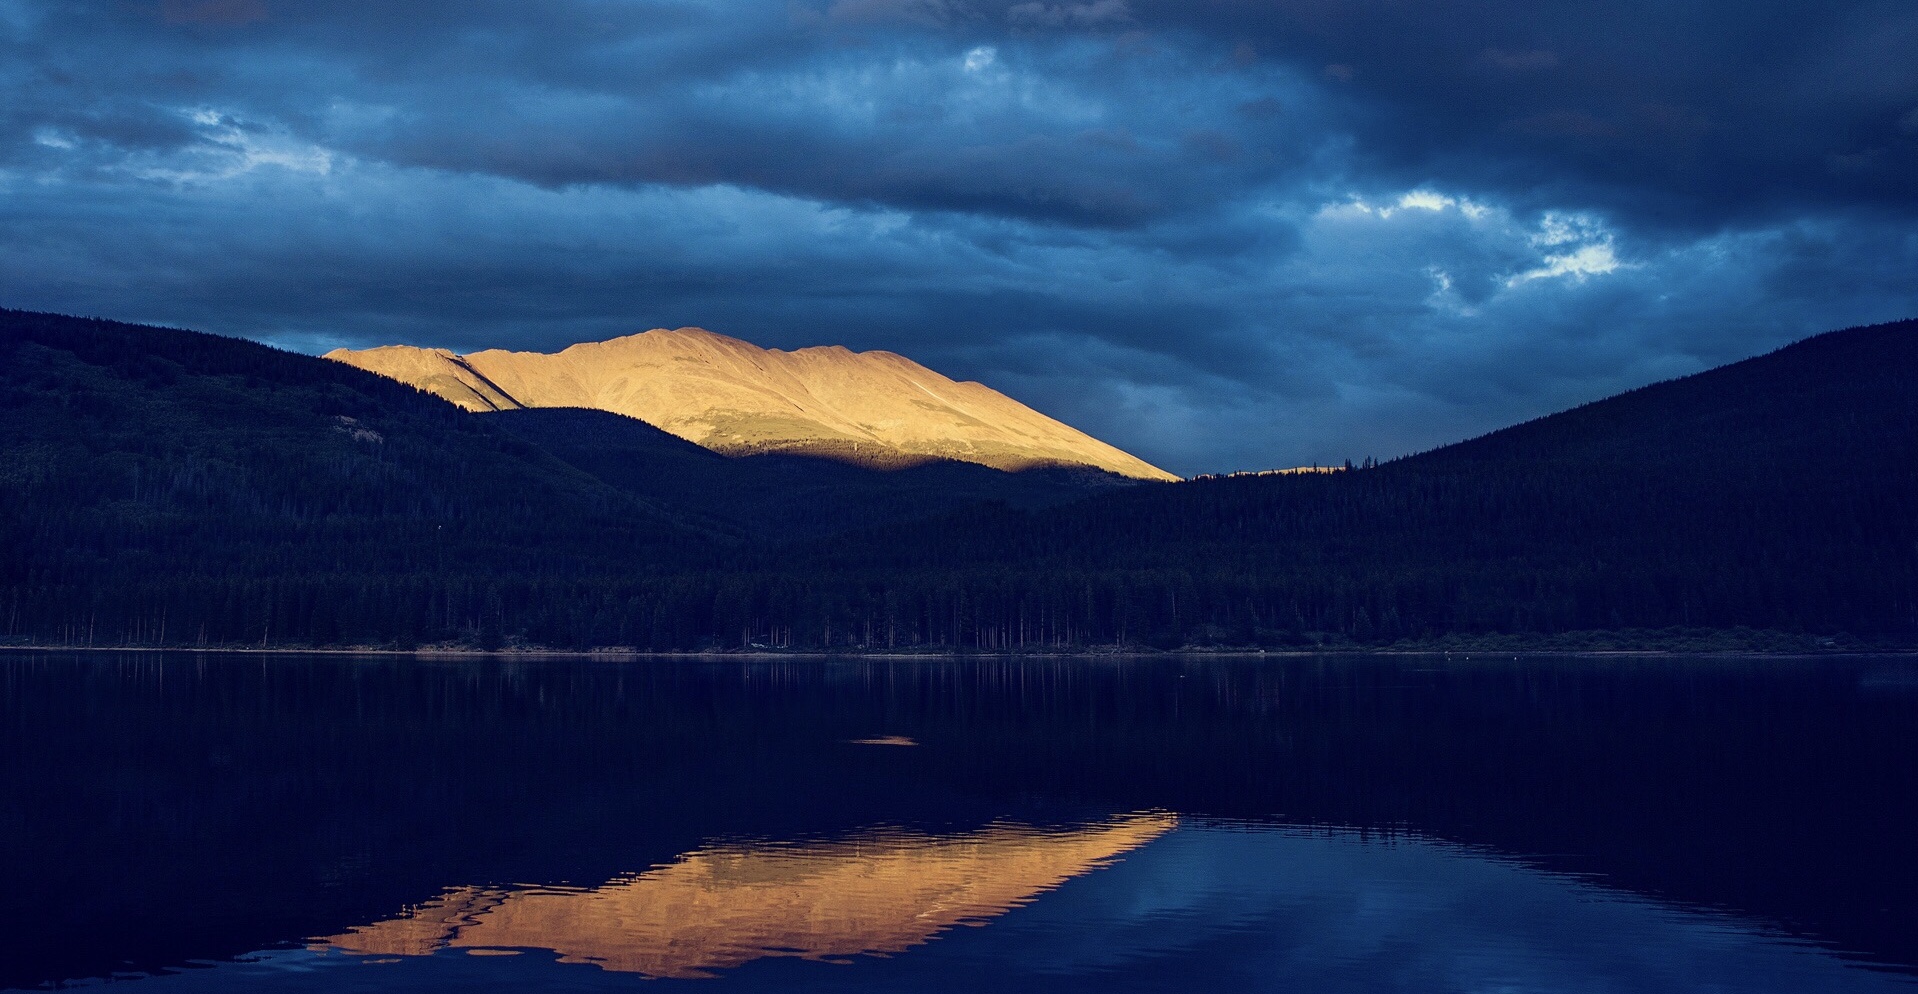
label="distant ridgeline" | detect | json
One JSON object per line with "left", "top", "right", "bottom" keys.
{"left": 2, "top": 307, "right": 1914, "bottom": 651}
{"left": 322, "top": 329, "right": 1178, "bottom": 480}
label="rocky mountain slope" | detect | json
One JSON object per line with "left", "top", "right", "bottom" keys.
{"left": 325, "top": 328, "right": 1176, "bottom": 480}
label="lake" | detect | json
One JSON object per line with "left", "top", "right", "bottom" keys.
{"left": 3, "top": 652, "right": 1914, "bottom": 992}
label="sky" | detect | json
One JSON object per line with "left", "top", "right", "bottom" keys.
{"left": 2, "top": 0, "right": 1914, "bottom": 475}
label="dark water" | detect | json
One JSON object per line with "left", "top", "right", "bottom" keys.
{"left": 3, "top": 653, "right": 1915, "bottom": 992}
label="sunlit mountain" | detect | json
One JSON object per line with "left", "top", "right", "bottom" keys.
{"left": 325, "top": 328, "right": 1177, "bottom": 480}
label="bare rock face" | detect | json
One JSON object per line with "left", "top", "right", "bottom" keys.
{"left": 325, "top": 328, "right": 1177, "bottom": 480}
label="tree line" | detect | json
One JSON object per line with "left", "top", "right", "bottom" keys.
{"left": 4, "top": 309, "right": 1914, "bottom": 651}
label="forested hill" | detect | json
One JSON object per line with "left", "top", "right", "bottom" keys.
{"left": 790, "top": 318, "right": 1918, "bottom": 645}
{"left": 3, "top": 307, "right": 1914, "bottom": 651}
{"left": 0, "top": 309, "right": 723, "bottom": 648}
{"left": 0, "top": 309, "right": 1137, "bottom": 648}
{"left": 1407, "top": 316, "right": 1918, "bottom": 475}
{"left": 895, "top": 315, "right": 1918, "bottom": 558}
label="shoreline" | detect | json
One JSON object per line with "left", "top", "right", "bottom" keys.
{"left": 3, "top": 644, "right": 1913, "bottom": 660}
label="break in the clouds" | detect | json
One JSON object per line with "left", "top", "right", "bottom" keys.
{"left": 1, "top": 1, "right": 1914, "bottom": 474}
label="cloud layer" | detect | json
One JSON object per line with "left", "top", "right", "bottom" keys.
{"left": 2, "top": 0, "right": 1913, "bottom": 473}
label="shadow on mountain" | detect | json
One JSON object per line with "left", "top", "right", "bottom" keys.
{"left": 485, "top": 407, "right": 1141, "bottom": 542}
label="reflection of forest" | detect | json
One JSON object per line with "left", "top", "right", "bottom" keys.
{"left": 322, "top": 814, "right": 1174, "bottom": 978}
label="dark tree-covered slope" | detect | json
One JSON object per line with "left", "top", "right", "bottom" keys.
{"left": 487, "top": 408, "right": 1141, "bottom": 542}
{"left": 3, "top": 308, "right": 1914, "bottom": 650}
{"left": 780, "top": 318, "right": 1918, "bottom": 646}
{"left": 0, "top": 309, "right": 720, "bottom": 648}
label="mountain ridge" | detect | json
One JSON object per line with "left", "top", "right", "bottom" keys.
{"left": 325, "top": 328, "right": 1177, "bottom": 481}
{"left": 5, "top": 307, "right": 1913, "bottom": 651}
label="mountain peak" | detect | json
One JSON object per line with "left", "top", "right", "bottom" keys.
{"left": 326, "top": 330, "right": 1177, "bottom": 480}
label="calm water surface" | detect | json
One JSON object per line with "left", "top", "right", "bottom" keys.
{"left": 3, "top": 652, "right": 1914, "bottom": 992}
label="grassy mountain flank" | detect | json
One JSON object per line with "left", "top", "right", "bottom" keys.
{"left": 326, "top": 328, "right": 1179, "bottom": 479}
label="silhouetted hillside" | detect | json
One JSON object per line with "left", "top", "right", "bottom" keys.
{"left": 4, "top": 308, "right": 1913, "bottom": 650}
{"left": 487, "top": 408, "right": 1140, "bottom": 541}
{"left": 780, "top": 318, "right": 1918, "bottom": 646}
{"left": 0, "top": 309, "right": 719, "bottom": 648}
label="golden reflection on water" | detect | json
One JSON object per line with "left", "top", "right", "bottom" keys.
{"left": 846, "top": 735, "right": 918, "bottom": 746}
{"left": 318, "top": 812, "right": 1176, "bottom": 979}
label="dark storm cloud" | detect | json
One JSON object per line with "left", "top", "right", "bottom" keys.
{"left": 7, "top": 0, "right": 1913, "bottom": 229}
{"left": 1116, "top": 0, "right": 1918, "bottom": 231}
{"left": 5, "top": 0, "right": 1331, "bottom": 226}
{"left": 0, "top": 0, "right": 1913, "bottom": 474}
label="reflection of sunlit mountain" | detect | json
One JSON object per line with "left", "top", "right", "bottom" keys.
{"left": 319, "top": 813, "right": 1175, "bottom": 979}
